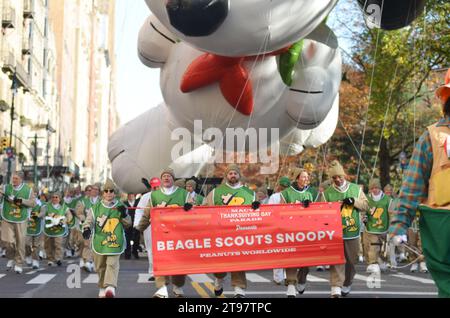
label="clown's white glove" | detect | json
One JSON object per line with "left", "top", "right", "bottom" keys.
{"left": 392, "top": 234, "right": 408, "bottom": 246}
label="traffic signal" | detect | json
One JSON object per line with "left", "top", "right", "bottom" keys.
{"left": 1, "top": 137, "right": 10, "bottom": 152}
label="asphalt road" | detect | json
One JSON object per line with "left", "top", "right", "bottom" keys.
{"left": 0, "top": 253, "right": 438, "bottom": 298}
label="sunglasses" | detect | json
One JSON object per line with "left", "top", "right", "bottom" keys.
{"left": 103, "top": 189, "right": 115, "bottom": 193}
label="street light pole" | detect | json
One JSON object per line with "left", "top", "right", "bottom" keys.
{"left": 33, "top": 133, "right": 38, "bottom": 186}
{"left": 6, "top": 74, "right": 18, "bottom": 184}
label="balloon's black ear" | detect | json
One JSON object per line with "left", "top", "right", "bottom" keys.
{"left": 357, "top": 0, "right": 426, "bottom": 30}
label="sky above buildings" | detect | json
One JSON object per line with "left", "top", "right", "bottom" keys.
{"left": 114, "top": 0, "right": 358, "bottom": 125}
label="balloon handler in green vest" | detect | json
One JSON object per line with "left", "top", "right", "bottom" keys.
{"left": 279, "top": 168, "right": 315, "bottom": 298}
{"left": 205, "top": 164, "right": 259, "bottom": 298}
{"left": 0, "top": 171, "right": 36, "bottom": 274}
{"left": 75, "top": 185, "right": 100, "bottom": 273}
{"left": 82, "top": 178, "right": 132, "bottom": 298}
{"left": 42, "top": 192, "right": 73, "bottom": 267}
{"left": 390, "top": 70, "right": 450, "bottom": 298}
{"left": 318, "top": 160, "right": 369, "bottom": 298}
{"left": 365, "top": 179, "right": 394, "bottom": 275}
{"left": 25, "top": 192, "right": 48, "bottom": 270}
{"left": 136, "top": 168, "right": 192, "bottom": 298}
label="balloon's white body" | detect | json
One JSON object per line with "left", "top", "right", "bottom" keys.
{"left": 109, "top": 0, "right": 342, "bottom": 193}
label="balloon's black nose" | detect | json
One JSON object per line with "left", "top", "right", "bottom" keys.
{"left": 166, "top": 0, "right": 229, "bottom": 37}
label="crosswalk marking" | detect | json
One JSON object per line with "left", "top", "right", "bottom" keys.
{"left": 354, "top": 274, "right": 386, "bottom": 282}
{"left": 246, "top": 273, "right": 271, "bottom": 283}
{"left": 137, "top": 273, "right": 154, "bottom": 283}
{"left": 26, "top": 274, "right": 57, "bottom": 285}
{"left": 307, "top": 275, "right": 328, "bottom": 282}
{"left": 391, "top": 273, "right": 435, "bottom": 284}
{"left": 223, "top": 291, "right": 438, "bottom": 296}
{"left": 83, "top": 274, "right": 99, "bottom": 284}
{"left": 188, "top": 274, "right": 214, "bottom": 283}
{"left": 26, "top": 268, "right": 46, "bottom": 275}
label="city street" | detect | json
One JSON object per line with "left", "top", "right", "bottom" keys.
{"left": 0, "top": 255, "right": 438, "bottom": 298}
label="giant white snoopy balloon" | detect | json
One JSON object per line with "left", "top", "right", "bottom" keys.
{"left": 109, "top": 0, "right": 425, "bottom": 193}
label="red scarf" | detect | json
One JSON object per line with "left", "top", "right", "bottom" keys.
{"left": 180, "top": 47, "right": 290, "bottom": 116}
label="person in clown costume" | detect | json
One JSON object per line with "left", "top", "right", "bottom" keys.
{"left": 82, "top": 179, "right": 131, "bottom": 298}
{"left": 390, "top": 68, "right": 450, "bottom": 298}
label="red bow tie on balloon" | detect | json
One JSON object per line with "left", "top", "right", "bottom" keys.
{"left": 180, "top": 48, "right": 290, "bottom": 116}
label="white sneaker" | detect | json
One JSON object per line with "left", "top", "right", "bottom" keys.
{"left": 297, "top": 283, "right": 306, "bottom": 295}
{"left": 331, "top": 286, "right": 342, "bottom": 298}
{"left": 48, "top": 261, "right": 55, "bottom": 267}
{"left": 316, "top": 266, "right": 325, "bottom": 271}
{"left": 379, "top": 261, "right": 388, "bottom": 272}
{"left": 234, "top": 286, "right": 246, "bottom": 298}
{"left": 410, "top": 263, "right": 419, "bottom": 272}
{"left": 358, "top": 255, "right": 364, "bottom": 263}
{"left": 342, "top": 285, "right": 351, "bottom": 297}
{"left": 98, "top": 288, "right": 106, "bottom": 298}
{"left": 273, "top": 268, "right": 284, "bottom": 284}
{"left": 325, "top": 265, "right": 330, "bottom": 270}
{"left": 32, "top": 260, "right": 40, "bottom": 270}
{"left": 367, "top": 263, "right": 381, "bottom": 274}
{"left": 399, "top": 253, "right": 407, "bottom": 262}
{"left": 286, "top": 284, "right": 297, "bottom": 298}
{"left": 39, "top": 250, "right": 45, "bottom": 259}
{"left": 153, "top": 286, "right": 169, "bottom": 298}
{"left": 105, "top": 286, "right": 116, "bottom": 298}
{"left": 419, "top": 262, "right": 428, "bottom": 273}
{"left": 1, "top": 249, "right": 5, "bottom": 257}
{"left": 6, "top": 260, "right": 14, "bottom": 270}
{"left": 214, "top": 278, "right": 224, "bottom": 297}
{"left": 25, "top": 256, "right": 32, "bottom": 266}
{"left": 84, "top": 261, "right": 94, "bottom": 273}
{"left": 79, "top": 259, "right": 85, "bottom": 269}
{"left": 173, "top": 286, "right": 185, "bottom": 298}
{"left": 14, "top": 265, "right": 23, "bottom": 274}
{"left": 65, "top": 249, "right": 72, "bottom": 258}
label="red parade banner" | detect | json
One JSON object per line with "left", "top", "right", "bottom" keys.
{"left": 151, "top": 202, "right": 345, "bottom": 276}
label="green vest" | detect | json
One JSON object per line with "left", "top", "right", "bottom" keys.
{"left": 44, "top": 203, "right": 69, "bottom": 238}
{"left": 281, "top": 186, "right": 314, "bottom": 204}
{"left": 324, "top": 183, "right": 361, "bottom": 240}
{"left": 367, "top": 194, "right": 391, "bottom": 234}
{"left": 78, "top": 197, "right": 99, "bottom": 230}
{"left": 27, "top": 201, "right": 43, "bottom": 236}
{"left": 193, "top": 193, "right": 205, "bottom": 206}
{"left": 91, "top": 200, "right": 126, "bottom": 256}
{"left": 64, "top": 197, "right": 79, "bottom": 229}
{"left": 213, "top": 184, "right": 255, "bottom": 206}
{"left": 308, "top": 187, "right": 319, "bottom": 202}
{"left": 1, "top": 184, "right": 32, "bottom": 223}
{"left": 151, "top": 187, "right": 188, "bottom": 207}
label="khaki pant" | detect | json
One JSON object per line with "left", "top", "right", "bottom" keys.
{"left": 407, "top": 228, "right": 423, "bottom": 262}
{"left": 286, "top": 267, "right": 309, "bottom": 285}
{"left": 26, "top": 235, "right": 42, "bottom": 260}
{"left": 155, "top": 275, "right": 186, "bottom": 289}
{"left": 44, "top": 236, "right": 64, "bottom": 262}
{"left": 366, "top": 232, "right": 386, "bottom": 264}
{"left": 361, "top": 232, "right": 370, "bottom": 261}
{"left": 1, "top": 221, "right": 27, "bottom": 266}
{"left": 214, "top": 271, "right": 246, "bottom": 289}
{"left": 330, "top": 238, "right": 360, "bottom": 287}
{"left": 76, "top": 236, "right": 93, "bottom": 262}
{"left": 69, "top": 229, "right": 84, "bottom": 257}
{"left": 93, "top": 254, "right": 121, "bottom": 288}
